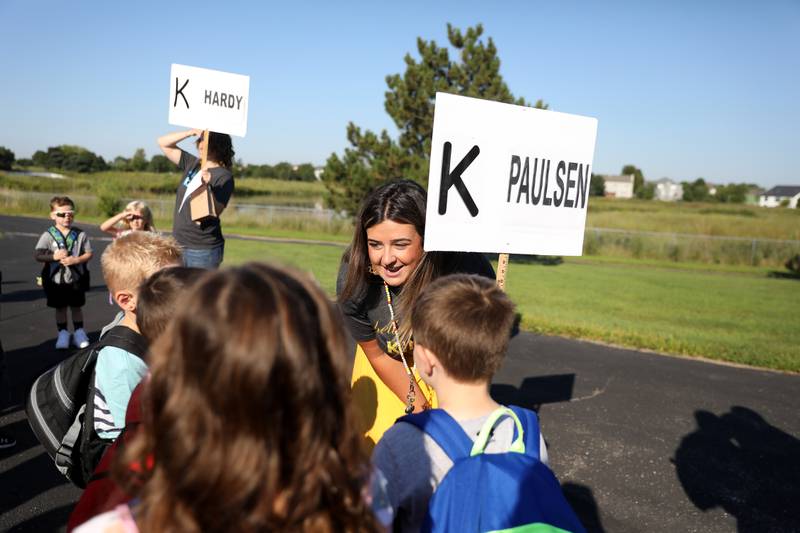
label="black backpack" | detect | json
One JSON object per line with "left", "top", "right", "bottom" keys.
{"left": 25, "top": 326, "right": 148, "bottom": 487}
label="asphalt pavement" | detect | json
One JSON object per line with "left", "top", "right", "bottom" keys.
{"left": 1, "top": 215, "right": 799, "bottom": 532}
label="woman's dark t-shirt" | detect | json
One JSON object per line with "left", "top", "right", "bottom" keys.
{"left": 172, "top": 150, "right": 235, "bottom": 249}
{"left": 336, "top": 252, "right": 495, "bottom": 357}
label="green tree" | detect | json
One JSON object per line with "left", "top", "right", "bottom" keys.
{"left": 590, "top": 174, "right": 605, "bottom": 196}
{"left": 112, "top": 156, "right": 131, "bottom": 171}
{"left": 621, "top": 164, "right": 645, "bottom": 194}
{"left": 0, "top": 146, "right": 14, "bottom": 170}
{"left": 293, "top": 163, "right": 316, "bottom": 181}
{"left": 323, "top": 23, "right": 546, "bottom": 215}
{"left": 637, "top": 182, "right": 655, "bottom": 200}
{"left": 272, "top": 162, "right": 293, "bottom": 180}
{"left": 131, "top": 148, "right": 148, "bottom": 172}
{"left": 148, "top": 154, "right": 173, "bottom": 173}
{"left": 682, "top": 178, "right": 710, "bottom": 202}
{"left": 32, "top": 150, "right": 48, "bottom": 167}
{"left": 715, "top": 183, "right": 748, "bottom": 203}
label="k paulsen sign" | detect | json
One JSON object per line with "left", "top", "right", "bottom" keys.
{"left": 424, "top": 93, "right": 598, "bottom": 257}
{"left": 168, "top": 64, "right": 250, "bottom": 137}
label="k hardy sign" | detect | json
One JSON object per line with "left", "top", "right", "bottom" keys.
{"left": 168, "top": 64, "right": 250, "bottom": 137}
{"left": 424, "top": 92, "right": 598, "bottom": 256}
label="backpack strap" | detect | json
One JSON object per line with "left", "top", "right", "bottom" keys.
{"left": 509, "top": 405, "right": 541, "bottom": 460}
{"left": 95, "top": 326, "right": 149, "bottom": 360}
{"left": 397, "top": 409, "right": 474, "bottom": 462}
{"left": 47, "top": 226, "right": 81, "bottom": 254}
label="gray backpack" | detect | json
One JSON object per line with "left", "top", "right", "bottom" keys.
{"left": 25, "top": 326, "right": 147, "bottom": 487}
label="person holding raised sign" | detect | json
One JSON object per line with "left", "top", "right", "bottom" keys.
{"left": 337, "top": 180, "right": 495, "bottom": 446}
{"left": 157, "top": 129, "right": 235, "bottom": 269}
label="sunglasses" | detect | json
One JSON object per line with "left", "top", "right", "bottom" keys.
{"left": 55, "top": 211, "right": 75, "bottom": 218}
{"left": 128, "top": 215, "right": 143, "bottom": 221}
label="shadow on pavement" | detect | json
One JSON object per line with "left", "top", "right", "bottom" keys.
{"left": 672, "top": 406, "right": 800, "bottom": 532}
{"left": 491, "top": 374, "right": 576, "bottom": 412}
{"left": 8, "top": 504, "right": 74, "bottom": 532}
{"left": 562, "top": 482, "right": 606, "bottom": 533}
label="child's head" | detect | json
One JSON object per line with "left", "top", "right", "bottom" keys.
{"left": 122, "top": 200, "right": 155, "bottom": 232}
{"left": 49, "top": 196, "right": 75, "bottom": 228}
{"left": 135, "top": 266, "right": 205, "bottom": 343}
{"left": 118, "top": 263, "right": 374, "bottom": 531}
{"left": 101, "top": 232, "right": 182, "bottom": 314}
{"left": 411, "top": 273, "right": 516, "bottom": 384}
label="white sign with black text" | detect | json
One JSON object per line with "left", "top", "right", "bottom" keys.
{"left": 424, "top": 92, "right": 598, "bottom": 256}
{"left": 168, "top": 64, "right": 250, "bottom": 137}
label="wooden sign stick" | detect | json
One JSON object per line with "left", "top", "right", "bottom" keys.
{"left": 200, "top": 129, "right": 209, "bottom": 167}
{"left": 496, "top": 253, "right": 509, "bottom": 291}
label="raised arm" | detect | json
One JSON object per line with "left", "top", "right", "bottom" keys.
{"left": 157, "top": 129, "right": 202, "bottom": 165}
{"left": 100, "top": 211, "right": 128, "bottom": 235}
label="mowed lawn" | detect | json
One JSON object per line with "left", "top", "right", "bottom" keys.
{"left": 224, "top": 239, "right": 800, "bottom": 372}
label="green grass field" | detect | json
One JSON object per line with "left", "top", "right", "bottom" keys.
{"left": 222, "top": 239, "right": 800, "bottom": 373}
{"left": 3, "top": 171, "right": 798, "bottom": 370}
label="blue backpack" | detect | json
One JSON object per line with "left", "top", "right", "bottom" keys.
{"left": 398, "top": 406, "right": 585, "bottom": 533}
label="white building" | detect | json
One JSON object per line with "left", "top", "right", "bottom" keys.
{"left": 654, "top": 178, "right": 683, "bottom": 202}
{"left": 603, "top": 175, "right": 634, "bottom": 199}
{"left": 759, "top": 186, "right": 800, "bottom": 208}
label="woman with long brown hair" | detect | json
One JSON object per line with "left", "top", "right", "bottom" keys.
{"left": 337, "top": 180, "right": 494, "bottom": 445}
{"left": 76, "top": 263, "right": 379, "bottom": 532}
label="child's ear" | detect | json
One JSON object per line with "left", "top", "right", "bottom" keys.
{"left": 414, "top": 344, "right": 436, "bottom": 378}
{"left": 114, "top": 290, "right": 138, "bottom": 313}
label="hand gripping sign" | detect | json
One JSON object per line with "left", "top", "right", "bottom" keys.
{"left": 424, "top": 93, "right": 598, "bottom": 289}
{"left": 169, "top": 64, "right": 250, "bottom": 221}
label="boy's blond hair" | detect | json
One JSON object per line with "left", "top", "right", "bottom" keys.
{"left": 101, "top": 232, "right": 182, "bottom": 295}
{"left": 411, "top": 274, "right": 516, "bottom": 383}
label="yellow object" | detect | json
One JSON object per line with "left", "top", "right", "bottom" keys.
{"left": 350, "top": 345, "right": 437, "bottom": 451}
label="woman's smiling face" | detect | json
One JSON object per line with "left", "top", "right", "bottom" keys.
{"left": 366, "top": 220, "right": 424, "bottom": 287}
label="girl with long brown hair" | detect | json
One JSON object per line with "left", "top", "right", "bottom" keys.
{"left": 337, "top": 180, "right": 495, "bottom": 445}
{"left": 76, "top": 263, "right": 379, "bottom": 532}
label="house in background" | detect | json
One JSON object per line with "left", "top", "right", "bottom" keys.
{"left": 654, "top": 178, "right": 683, "bottom": 201}
{"left": 759, "top": 186, "right": 800, "bottom": 208}
{"left": 603, "top": 174, "right": 634, "bottom": 199}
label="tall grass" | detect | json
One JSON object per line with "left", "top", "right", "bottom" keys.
{"left": 587, "top": 197, "right": 800, "bottom": 240}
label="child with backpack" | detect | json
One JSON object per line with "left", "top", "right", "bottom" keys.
{"left": 34, "top": 196, "right": 94, "bottom": 350}
{"left": 67, "top": 266, "right": 205, "bottom": 531}
{"left": 372, "top": 274, "right": 585, "bottom": 532}
{"left": 27, "top": 232, "right": 182, "bottom": 487}
{"left": 93, "top": 232, "right": 182, "bottom": 442}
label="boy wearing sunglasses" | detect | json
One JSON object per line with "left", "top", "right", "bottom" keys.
{"left": 34, "top": 196, "right": 94, "bottom": 349}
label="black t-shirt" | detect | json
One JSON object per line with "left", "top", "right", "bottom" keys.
{"left": 172, "top": 150, "right": 235, "bottom": 249}
{"left": 336, "top": 252, "right": 495, "bottom": 357}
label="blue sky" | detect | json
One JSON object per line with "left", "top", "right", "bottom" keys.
{"left": 1, "top": 0, "right": 798, "bottom": 187}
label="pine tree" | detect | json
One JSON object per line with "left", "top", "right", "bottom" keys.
{"left": 323, "top": 24, "right": 546, "bottom": 215}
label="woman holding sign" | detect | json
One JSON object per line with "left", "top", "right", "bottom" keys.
{"left": 157, "top": 129, "right": 235, "bottom": 269}
{"left": 337, "top": 180, "right": 495, "bottom": 446}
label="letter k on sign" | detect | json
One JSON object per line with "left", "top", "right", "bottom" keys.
{"left": 438, "top": 142, "right": 480, "bottom": 217}
{"left": 174, "top": 78, "right": 189, "bottom": 109}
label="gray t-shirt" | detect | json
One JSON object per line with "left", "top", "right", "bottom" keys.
{"left": 336, "top": 252, "right": 495, "bottom": 358}
{"left": 372, "top": 410, "right": 548, "bottom": 533}
{"left": 35, "top": 227, "right": 92, "bottom": 284}
{"left": 172, "top": 150, "right": 234, "bottom": 249}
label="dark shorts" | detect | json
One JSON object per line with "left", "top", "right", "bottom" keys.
{"left": 45, "top": 283, "right": 86, "bottom": 309}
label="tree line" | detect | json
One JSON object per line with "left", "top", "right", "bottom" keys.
{"left": 0, "top": 145, "right": 319, "bottom": 182}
